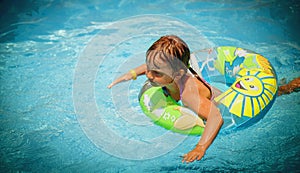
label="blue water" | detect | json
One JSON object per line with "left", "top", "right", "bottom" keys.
{"left": 1, "top": 0, "right": 300, "bottom": 172}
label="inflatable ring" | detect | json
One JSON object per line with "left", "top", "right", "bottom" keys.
{"left": 139, "top": 46, "right": 278, "bottom": 135}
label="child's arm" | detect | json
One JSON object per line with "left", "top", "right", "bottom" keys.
{"left": 107, "top": 64, "right": 147, "bottom": 88}
{"left": 180, "top": 84, "right": 223, "bottom": 163}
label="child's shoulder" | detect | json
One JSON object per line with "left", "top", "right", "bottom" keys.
{"left": 184, "top": 75, "right": 211, "bottom": 98}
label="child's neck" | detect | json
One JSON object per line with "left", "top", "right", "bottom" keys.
{"left": 166, "top": 82, "right": 179, "bottom": 93}
{"left": 165, "top": 74, "right": 187, "bottom": 101}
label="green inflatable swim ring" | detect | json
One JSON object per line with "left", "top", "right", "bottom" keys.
{"left": 139, "top": 86, "right": 205, "bottom": 135}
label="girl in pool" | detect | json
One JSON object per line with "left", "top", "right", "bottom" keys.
{"left": 108, "top": 35, "right": 223, "bottom": 163}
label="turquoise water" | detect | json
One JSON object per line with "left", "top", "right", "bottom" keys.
{"left": 1, "top": 0, "right": 300, "bottom": 172}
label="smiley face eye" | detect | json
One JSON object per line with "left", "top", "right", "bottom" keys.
{"left": 245, "top": 77, "right": 254, "bottom": 82}
{"left": 249, "top": 85, "right": 258, "bottom": 90}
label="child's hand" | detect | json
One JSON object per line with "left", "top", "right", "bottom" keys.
{"left": 107, "top": 72, "right": 133, "bottom": 88}
{"left": 182, "top": 145, "right": 206, "bottom": 163}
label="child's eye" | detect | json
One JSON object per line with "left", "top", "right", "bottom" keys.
{"left": 153, "top": 71, "right": 163, "bottom": 77}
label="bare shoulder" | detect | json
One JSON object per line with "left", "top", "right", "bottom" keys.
{"left": 181, "top": 76, "right": 209, "bottom": 105}
{"left": 181, "top": 77, "right": 214, "bottom": 119}
{"left": 184, "top": 75, "right": 211, "bottom": 99}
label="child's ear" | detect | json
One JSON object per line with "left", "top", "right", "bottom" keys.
{"left": 174, "top": 69, "right": 186, "bottom": 79}
{"left": 179, "top": 69, "right": 186, "bottom": 76}
{"left": 173, "top": 69, "right": 186, "bottom": 79}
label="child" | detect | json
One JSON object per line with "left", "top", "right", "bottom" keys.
{"left": 108, "top": 35, "right": 223, "bottom": 163}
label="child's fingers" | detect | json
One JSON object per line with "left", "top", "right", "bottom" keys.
{"left": 107, "top": 74, "right": 132, "bottom": 89}
{"left": 107, "top": 83, "right": 114, "bottom": 88}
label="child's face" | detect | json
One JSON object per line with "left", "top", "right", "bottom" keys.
{"left": 146, "top": 50, "right": 186, "bottom": 86}
{"left": 146, "top": 54, "right": 175, "bottom": 86}
{"left": 145, "top": 69, "right": 174, "bottom": 86}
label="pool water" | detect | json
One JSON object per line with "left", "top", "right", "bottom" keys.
{"left": 1, "top": 0, "right": 300, "bottom": 172}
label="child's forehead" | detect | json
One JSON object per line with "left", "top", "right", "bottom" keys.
{"left": 146, "top": 57, "right": 169, "bottom": 70}
{"left": 146, "top": 49, "right": 187, "bottom": 70}
{"left": 146, "top": 54, "right": 165, "bottom": 64}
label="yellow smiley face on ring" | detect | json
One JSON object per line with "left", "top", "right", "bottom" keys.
{"left": 232, "top": 75, "right": 263, "bottom": 96}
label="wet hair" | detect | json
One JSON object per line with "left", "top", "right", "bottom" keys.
{"left": 146, "top": 35, "right": 190, "bottom": 73}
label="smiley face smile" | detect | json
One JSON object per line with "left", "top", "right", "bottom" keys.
{"left": 235, "top": 81, "right": 246, "bottom": 90}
